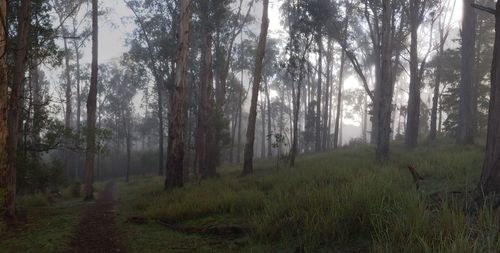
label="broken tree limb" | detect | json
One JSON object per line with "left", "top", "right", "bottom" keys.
{"left": 471, "top": 3, "right": 496, "bottom": 15}
{"left": 408, "top": 165, "right": 424, "bottom": 189}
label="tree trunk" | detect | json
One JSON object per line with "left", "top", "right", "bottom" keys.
{"left": 265, "top": 80, "right": 272, "bottom": 157}
{"left": 125, "top": 111, "right": 132, "bottom": 182}
{"left": 457, "top": 0, "right": 476, "bottom": 145}
{"left": 242, "top": 0, "right": 269, "bottom": 175}
{"left": 322, "top": 40, "right": 332, "bottom": 150}
{"left": 315, "top": 35, "right": 323, "bottom": 152}
{"left": 63, "top": 34, "right": 72, "bottom": 182}
{"left": 406, "top": 1, "right": 421, "bottom": 148}
{"left": 196, "top": 2, "right": 211, "bottom": 177}
{"left": 204, "top": 37, "right": 217, "bottom": 178}
{"left": 479, "top": 1, "right": 500, "bottom": 193}
{"left": 73, "top": 40, "right": 82, "bottom": 180}
{"left": 0, "top": 0, "right": 9, "bottom": 221}
{"left": 334, "top": 51, "right": 345, "bottom": 149}
{"left": 362, "top": 95, "right": 368, "bottom": 142}
{"left": 84, "top": 0, "right": 98, "bottom": 200}
{"left": 157, "top": 87, "right": 164, "bottom": 176}
{"left": 375, "top": 0, "right": 393, "bottom": 162}
{"left": 5, "top": 0, "right": 31, "bottom": 221}
{"left": 229, "top": 100, "right": 238, "bottom": 163}
{"left": 165, "top": 0, "right": 191, "bottom": 188}
{"left": 260, "top": 96, "right": 266, "bottom": 158}
{"left": 236, "top": 90, "right": 242, "bottom": 163}
{"left": 430, "top": 39, "right": 444, "bottom": 140}
{"left": 290, "top": 71, "right": 304, "bottom": 168}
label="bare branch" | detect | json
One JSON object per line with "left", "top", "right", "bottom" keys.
{"left": 471, "top": 3, "right": 496, "bottom": 15}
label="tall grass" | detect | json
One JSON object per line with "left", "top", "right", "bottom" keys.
{"left": 118, "top": 143, "right": 499, "bottom": 252}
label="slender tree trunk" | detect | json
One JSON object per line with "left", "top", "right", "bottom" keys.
{"left": 362, "top": 95, "right": 368, "bottom": 142}
{"left": 322, "top": 40, "right": 332, "bottom": 150}
{"left": 0, "top": 0, "right": 9, "bottom": 221}
{"left": 260, "top": 97, "right": 266, "bottom": 158}
{"left": 479, "top": 1, "right": 500, "bottom": 193}
{"left": 457, "top": 0, "right": 476, "bottom": 144}
{"left": 165, "top": 0, "right": 191, "bottom": 188}
{"left": 290, "top": 71, "right": 304, "bottom": 167}
{"left": 196, "top": 34, "right": 209, "bottom": 178}
{"left": 196, "top": 2, "right": 211, "bottom": 177}
{"left": 63, "top": 35, "right": 72, "bottom": 182}
{"left": 229, "top": 100, "right": 238, "bottom": 163}
{"left": 84, "top": 0, "right": 98, "bottom": 200}
{"left": 242, "top": 0, "right": 269, "bottom": 175}
{"left": 6, "top": 0, "right": 31, "bottom": 220}
{"left": 334, "top": 51, "right": 345, "bottom": 149}
{"left": 315, "top": 35, "right": 323, "bottom": 152}
{"left": 327, "top": 83, "right": 333, "bottom": 149}
{"left": 430, "top": 40, "right": 444, "bottom": 140}
{"left": 125, "top": 111, "right": 132, "bottom": 182}
{"left": 438, "top": 95, "right": 443, "bottom": 133}
{"left": 29, "top": 68, "right": 41, "bottom": 181}
{"left": 376, "top": 0, "right": 393, "bottom": 162}
{"left": 236, "top": 90, "right": 242, "bottom": 163}
{"left": 473, "top": 22, "right": 482, "bottom": 135}
{"left": 157, "top": 87, "right": 164, "bottom": 175}
{"left": 73, "top": 41, "right": 82, "bottom": 180}
{"left": 406, "top": 2, "right": 421, "bottom": 148}
{"left": 265, "top": 81, "right": 272, "bottom": 157}
{"left": 205, "top": 37, "right": 217, "bottom": 178}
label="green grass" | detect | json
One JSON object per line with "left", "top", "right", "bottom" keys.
{"left": 116, "top": 142, "right": 500, "bottom": 253}
{"left": 0, "top": 184, "right": 101, "bottom": 253}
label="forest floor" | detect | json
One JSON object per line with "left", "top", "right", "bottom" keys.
{"left": 3, "top": 140, "right": 500, "bottom": 252}
{"left": 113, "top": 140, "right": 500, "bottom": 253}
{"left": 66, "top": 181, "right": 123, "bottom": 253}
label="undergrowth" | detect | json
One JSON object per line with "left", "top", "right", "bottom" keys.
{"left": 117, "top": 142, "right": 499, "bottom": 252}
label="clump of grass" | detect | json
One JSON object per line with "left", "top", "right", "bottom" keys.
{"left": 17, "top": 193, "right": 50, "bottom": 208}
{"left": 139, "top": 178, "right": 266, "bottom": 223}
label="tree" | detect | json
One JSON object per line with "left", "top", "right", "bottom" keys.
{"left": 429, "top": 0, "right": 456, "bottom": 141}
{"left": 213, "top": 0, "right": 254, "bottom": 172}
{"left": 375, "top": 0, "right": 393, "bottom": 162}
{"left": 405, "top": 0, "right": 434, "bottom": 148}
{"left": 0, "top": 0, "right": 8, "bottom": 221}
{"left": 334, "top": 5, "right": 350, "bottom": 149}
{"left": 5, "top": 0, "right": 31, "bottom": 221}
{"left": 53, "top": 0, "right": 79, "bottom": 182}
{"left": 457, "top": 0, "right": 476, "bottom": 144}
{"left": 84, "top": 0, "right": 98, "bottom": 200}
{"left": 242, "top": 0, "right": 269, "bottom": 176}
{"left": 125, "top": 0, "right": 179, "bottom": 177}
{"left": 165, "top": 0, "right": 191, "bottom": 189}
{"left": 479, "top": 0, "right": 500, "bottom": 194}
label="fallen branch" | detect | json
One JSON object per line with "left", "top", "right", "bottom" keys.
{"left": 156, "top": 219, "right": 247, "bottom": 237}
{"left": 408, "top": 165, "right": 424, "bottom": 189}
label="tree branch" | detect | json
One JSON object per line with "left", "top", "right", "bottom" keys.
{"left": 471, "top": 3, "right": 496, "bottom": 15}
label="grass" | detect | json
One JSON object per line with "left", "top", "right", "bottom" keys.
{"left": 0, "top": 183, "right": 103, "bottom": 253}
{"left": 0, "top": 141, "right": 494, "bottom": 252}
{"left": 116, "top": 142, "right": 500, "bottom": 253}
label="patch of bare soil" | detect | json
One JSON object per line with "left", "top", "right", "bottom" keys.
{"left": 67, "top": 182, "right": 123, "bottom": 253}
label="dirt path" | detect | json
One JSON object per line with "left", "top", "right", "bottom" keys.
{"left": 67, "top": 182, "right": 123, "bottom": 253}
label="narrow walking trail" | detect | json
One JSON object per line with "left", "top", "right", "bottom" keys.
{"left": 67, "top": 182, "right": 123, "bottom": 253}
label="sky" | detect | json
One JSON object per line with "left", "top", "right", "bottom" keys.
{"left": 86, "top": 0, "right": 285, "bottom": 64}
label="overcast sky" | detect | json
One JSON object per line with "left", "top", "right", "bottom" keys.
{"left": 84, "top": 0, "right": 284, "bottom": 64}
